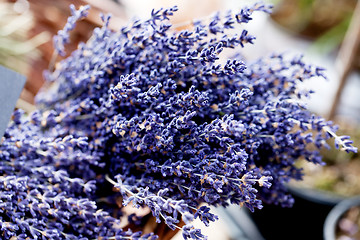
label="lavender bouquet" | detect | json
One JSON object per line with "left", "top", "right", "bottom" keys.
{"left": 0, "top": 3, "right": 357, "bottom": 240}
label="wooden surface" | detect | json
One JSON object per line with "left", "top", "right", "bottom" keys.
{"left": 328, "top": 0, "right": 360, "bottom": 119}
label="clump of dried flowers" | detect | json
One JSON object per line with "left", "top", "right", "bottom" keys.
{"left": 0, "top": 3, "right": 357, "bottom": 240}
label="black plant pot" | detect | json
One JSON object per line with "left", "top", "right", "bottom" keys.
{"left": 323, "top": 196, "right": 360, "bottom": 240}
{"left": 246, "top": 185, "right": 346, "bottom": 240}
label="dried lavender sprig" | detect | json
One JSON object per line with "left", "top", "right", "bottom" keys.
{"left": 106, "top": 174, "right": 219, "bottom": 238}
{"left": 1, "top": 112, "right": 157, "bottom": 240}
{"left": 53, "top": 4, "right": 90, "bottom": 57}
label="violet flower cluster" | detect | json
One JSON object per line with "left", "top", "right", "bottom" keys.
{"left": 1, "top": 3, "right": 357, "bottom": 240}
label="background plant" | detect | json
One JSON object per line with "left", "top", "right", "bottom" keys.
{"left": 0, "top": 0, "right": 48, "bottom": 75}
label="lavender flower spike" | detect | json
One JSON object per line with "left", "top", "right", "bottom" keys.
{"left": 53, "top": 4, "right": 90, "bottom": 56}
